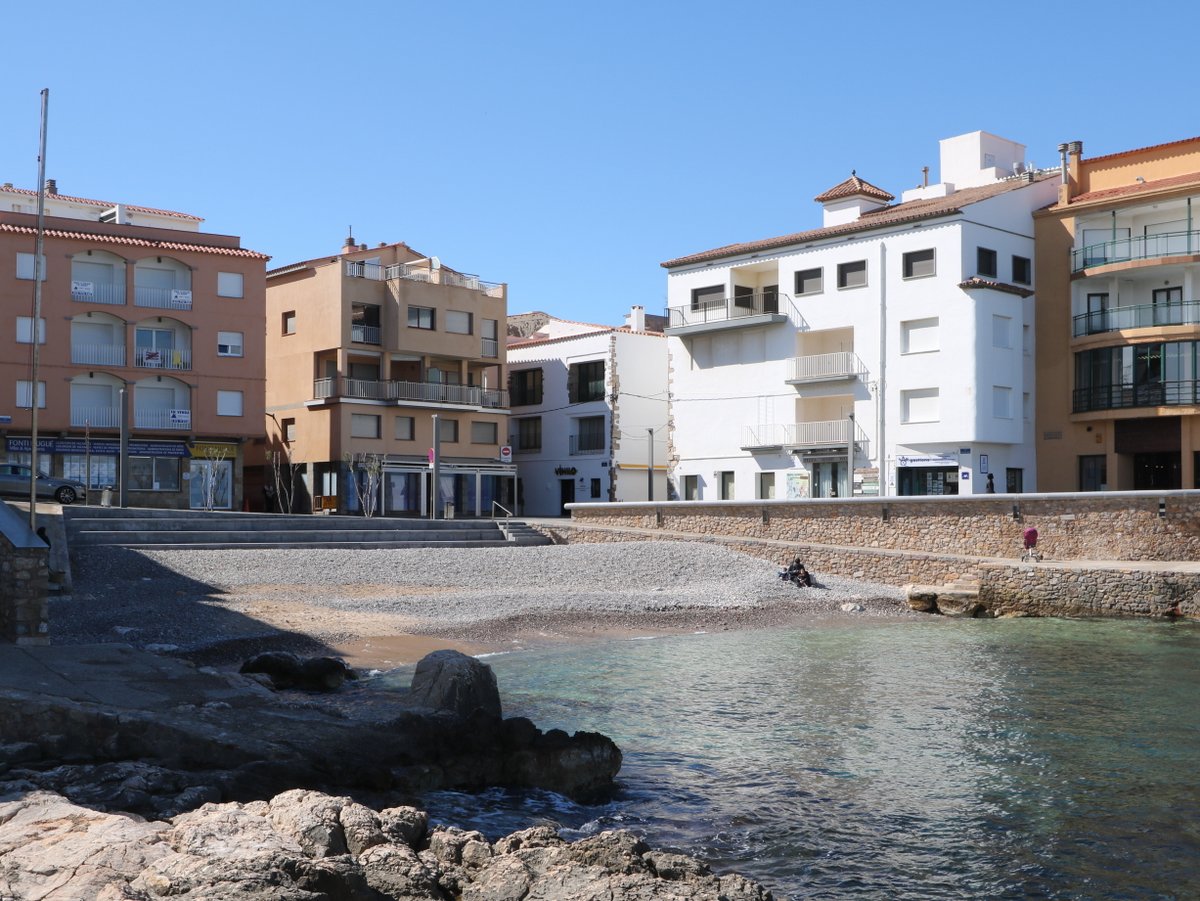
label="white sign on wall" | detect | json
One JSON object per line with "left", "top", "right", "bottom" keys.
{"left": 499, "top": 445, "right": 512, "bottom": 464}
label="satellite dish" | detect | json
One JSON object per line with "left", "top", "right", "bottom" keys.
{"left": 430, "top": 256, "right": 441, "bottom": 270}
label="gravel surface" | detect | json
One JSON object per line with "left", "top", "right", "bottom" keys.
{"left": 56, "top": 541, "right": 914, "bottom": 660}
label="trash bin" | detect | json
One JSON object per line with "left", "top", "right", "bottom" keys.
{"left": 100, "top": 487, "right": 113, "bottom": 507}
{"left": 443, "top": 502, "right": 455, "bottom": 520}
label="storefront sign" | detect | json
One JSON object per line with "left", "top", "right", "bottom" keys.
{"left": 895, "top": 454, "right": 958, "bottom": 468}
{"left": 554, "top": 466, "right": 577, "bottom": 476}
{"left": 6, "top": 437, "right": 190, "bottom": 457}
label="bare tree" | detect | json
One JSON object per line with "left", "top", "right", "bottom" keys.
{"left": 344, "top": 452, "right": 383, "bottom": 518}
{"left": 270, "top": 446, "right": 302, "bottom": 514}
{"left": 200, "top": 446, "right": 231, "bottom": 512}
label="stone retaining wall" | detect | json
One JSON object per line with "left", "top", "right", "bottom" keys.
{"left": 978, "top": 564, "right": 1200, "bottom": 618}
{"left": 0, "top": 541, "right": 49, "bottom": 644}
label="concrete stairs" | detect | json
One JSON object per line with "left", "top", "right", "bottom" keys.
{"left": 62, "top": 506, "right": 553, "bottom": 550}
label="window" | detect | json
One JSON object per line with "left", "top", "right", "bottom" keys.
{"left": 282, "top": 417, "right": 297, "bottom": 442}
{"left": 282, "top": 311, "right": 296, "bottom": 335}
{"left": 590, "top": 478, "right": 602, "bottom": 499}
{"left": 16, "top": 253, "right": 45, "bottom": 281}
{"left": 977, "top": 247, "right": 998, "bottom": 278}
{"left": 691, "top": 285, "right": 724, "bottom": 310}
{"left": 1012, "top": 255, "right": 1031, "bottom": 285}
{"left": 128, "top": 456, "right": 181, "bottom": 491}
{"left": 16, "top": 380, "right": 45, "bottom": 408}
{"left": 216, "top": 390, "right": 244, "bottom": 416}
{"left": 1079, "top": 455, "right": 1107, "bottom": 491}
{"left": 482, "top": 318, "right": 499, "bottom": 357}
{"left": 62, "top": 454, "right": 116, "bottom": 489}
{"left": 900, "top": 317, "right": 939, "bottom": 354}
{"left": 992, "top": 314, "right": 1012, "bottom": 348}
{"left": 568, "top": 360, "right": 605, "bottom": 403}
{"left": 1006, "top": 468, "right": 1024, "bottom": 494}
{"left": 408, "top": 306, "right": 435, "bottom": 330}
{"left": 683, "top": 474, "right": 699, "bottom": 500}
{"left": 517, "top": 417, "right": 541, "bottom": 451}
{"left": 509, "top": 369, "right": 544, "bottom": 406}
{"left": 438, "top": 418, "right": 458, "bottom": 443}
{"left": 902, "top": 249, "right": 936, "bottom": 279}
{"left": 217, "top": 331, "right": 244, "bottom": 357}
{"left": 719, "top": 471, "right": 735, "bottom": 500}
{"left": 837, "top": 260, "right": 867, "bottom": 289}
{"left": 758, "top": 472, "right": 775, "bottom": 499}
{"left": 217, "top": 272, "right": 244, "bottom": 298}
{"left": 795, "top": 268, "right": 823, "bottom": 295}
{"left": 350, "top": 413, "right": 381, "bottom": 438}
{"left": 901, "top": 388, "right": 939, "bottom": 423}
{"left": 471, "top": 420, "right": 497, "bottom": 444}
{"left": 394, "top": 416, "right": 414, "bottom": 440}
{"left": 1023, "top": 325, "right": 1031, "bottom": 355}
{"left": 575, "top": 415, "right": 605, "bottom": 453}
{"left": 1023, "top": 392, "right": 1031, "bottom": 421}
{"left": 445, "top": 310, "right": 472, "bottom": 334}
{"left": 993, "top": 385, "right": 1013, "bottom": 419}
{"left": 16, "top": 316, "right": 46, "bottom": 344}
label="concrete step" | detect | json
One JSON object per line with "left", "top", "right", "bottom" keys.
{"left": 71, "top": 528, "right": 503, "bottom": 547}
{"left": 80, "top": 539, "right": 521, "bottom": 550}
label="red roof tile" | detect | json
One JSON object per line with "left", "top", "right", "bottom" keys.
{"left": 1083, "top": 135, "right": 1200, "bottom": 166}
{"left": 957, "top": 276, "right": 1034, "bottom": 298}
{"left": 813, "top": 173, "right": 894, "bottom": 204}
{"left": 1, "top": 186, "right": 202, "bottom": 221}
{"left": 662, "top": 174, "right": 1056, "bottom": 269}
{"left": 1067, "top": 170, "right": 1200, "bottom": 206}
{"left": 0, "top": 222, "right": 269, "bottom": 260}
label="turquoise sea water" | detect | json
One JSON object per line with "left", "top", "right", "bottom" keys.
{"left": 384, "top": 619, "right": 1200, "bottom": 900}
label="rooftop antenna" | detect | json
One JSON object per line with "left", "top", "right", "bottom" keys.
{"left": 28, "top": 89, "right": 49, "bottom": 531}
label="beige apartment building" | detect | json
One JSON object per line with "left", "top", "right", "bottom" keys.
{"left": 0, "top": 182, "right": 267, "bottom": 509}
{"left": 1035, "top": 137, "right": 1200, "bottom": 491}
{"left": 264, "top": 237, "right": 513, "bottom": 516}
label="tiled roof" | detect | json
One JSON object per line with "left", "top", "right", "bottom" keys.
{"left": 507, "top": 325, "right": 664, "bottom": 351}
{"left": 813, "top": 173, "right": 894, "bottom": 203}
{"left": 1084, "top": 135, "right": 1200, "bottom": 166}
{"left": 1, "top": 186, "right": 202, "bottom": 221}
{"left": 958, "top": 277, "right": 1034, "bottom": 298}
{"left": 1067, "top": 170, "right": 1200, "bottom": 206}
{"left": 662, "top": 174, "right": 1056, "bottom": 269}
{"left": 0, "top": 222, "right": 269, "bottom": 260}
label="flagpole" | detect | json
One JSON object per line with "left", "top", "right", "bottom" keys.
{"left": 28, "top": 88, "right": 48, "bottom": 530}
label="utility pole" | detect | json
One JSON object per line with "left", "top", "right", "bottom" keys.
{"left": 27, "top": 89, "right": 48, "bottom": 530}
{"left": 846, "top": 412, "right": 855, "bottom": 499}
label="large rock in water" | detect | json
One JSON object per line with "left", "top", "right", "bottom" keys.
{"left": 406, "top": 648, "right": 502, "bottom": 718}
{"left": 0, "top": 789, "right": 774, "bottom": 900}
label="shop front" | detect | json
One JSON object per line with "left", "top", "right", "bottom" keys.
{"left": 895, "top": 453, "right": 960, "bottom": 496}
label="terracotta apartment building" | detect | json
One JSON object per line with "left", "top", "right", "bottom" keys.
{"left": 1035, "top": 137, "right": 1200, "bottom": 490}
{"left": 264, "top": 237, "right": 513, "bottom": 516}
{"left": 0, "top": 182, "right": 267, "bottom": 509}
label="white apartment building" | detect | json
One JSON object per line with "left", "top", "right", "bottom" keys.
{"left": 663, "top": 132, "right": 1059, "bottom": 500}
{"left": 507, "top": 306, "right": 668, "bottom": 515}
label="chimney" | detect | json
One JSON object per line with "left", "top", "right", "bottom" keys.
{"left": 342, "top": 229, "right": 356, "bottom": 255}
{"left": 45, "top": 178, "right": 57, "bottom": 195}
{"left": 626, "top": 304, "right": 646, "bottom": 333}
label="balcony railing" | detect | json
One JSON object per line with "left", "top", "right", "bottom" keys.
{"left": 1072, "top": 300, "right": 1200, "bottom": 337}
{"left": 481, "top": 337, "right": 498, "bottom": 358}
{"left": 1073, "top": 380, "right": 1200, "bottom": 413}
{"left": 134, "top": 408, "right": 192, "bottom": 429}
{"left": 351, "top": 323, "right": 382, "bottom": 345}
{"left": 71, "top": 280, "right": 125, "bottom": 305}
{"left": 742, "top": 419, "right": 869, "bottom": 451}
{"left": 70, "top": 405, "right": 120, "bottom": 428}
{"left": 668, "top": 292, "right": 783, "bottom": 329}
{"left": 134, "top": 347, "right": 192, "bottom": 370}
{"left": 569, "top": 435, "right": 606, "bottom": 455}
{"left": 71, "top": 343, "right": 126, "bottom": 366}
{"left": 788, "top": 351, "right": 869, "bottom": 383}
{"left": 1072, "top": 229, "right": 1200, "bottom": 273}
{"left": 134, "top": 286, "right": 192, "bottom": 310}
{"left": 344, "top": 260, "right": 384, "bottom": 280}
{"left": 314, "top": 376, "right": 508, "bottom": 408}
{"left": 383, "top": 261, "right": 505, "bottom": 298}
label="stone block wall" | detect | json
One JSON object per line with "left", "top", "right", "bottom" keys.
{"left": 978, "top": 564, "right": 1200, "bottom": 618}
{"left": 0, "top": 539, "right": 50, "bottom": 644}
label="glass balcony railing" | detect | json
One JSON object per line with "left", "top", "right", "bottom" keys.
{"left": 1073, "top": 300, "right": 1200, "bottom": 337}
{"left": 70, "top": 343, "right": 126, "bottom": 366}
{"left": 1072, "top": 230, "right": 1200, "bottom": 273}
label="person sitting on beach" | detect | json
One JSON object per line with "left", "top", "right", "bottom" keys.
{"left": 784, "top": 557, "right": 813, "bottom": 588}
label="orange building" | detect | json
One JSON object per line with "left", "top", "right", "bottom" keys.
{"left": 264, "top": 237, "right": 513, "bottom": 516}
{"left": 1035, "top": 138, "right": 1200, "bottom": 490}
{"left": 0, "top": 182, "right": 268, "bottom": 509}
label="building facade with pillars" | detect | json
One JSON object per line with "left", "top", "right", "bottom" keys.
{"left": 0, "top": 182, "right": 267, "bottom": 509}
{"left": 1034, "top": 136, "right": 1200, "bottom": 491}
{"left": 264, "top": 237, "right": 514, "bottom": 516}
{"left": 506, "top": 306, "right": 669, "bottom": 516}
{"left": 663, "top": 132, "right": 1058, "bottom": 501}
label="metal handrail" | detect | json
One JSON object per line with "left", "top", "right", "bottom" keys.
{"left": 1072, "top": 229, "right": 1200, "bottom": 272}
{"left": 1072, "top": 379, "right": 1200, "bottom": 413}
{"left": 788, "top": 351, "right": 869, "bottom": 382}
{"left": 668, "top": 291, "right": 785, "bottom": 328}
{"left": 1072, "top": 299, "right": 1200, "bottom": 337}
{"left": 492, "top": 500, "right": 513, "bottom": 540}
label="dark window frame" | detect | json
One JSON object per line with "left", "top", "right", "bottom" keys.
{"left": 902, "top": 248, "right": 936, "bottom": 280}
{"left": 795, "top": 268, "right": 823, "bottom": 295}
{"left": 1012, "top": 255, "right": 1032, "bottom": 285}
{"left": 407, "top": 306, "right": 435, "bottom": 330}
{"left": 837, "top": 260, "right": 867, "bottom": 289}
{"left": 977, "top": 247, "right": 998, "bottom": 278}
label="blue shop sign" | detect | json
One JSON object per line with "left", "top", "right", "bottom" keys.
{"left": 5, "top": 437, "right": 190, "bottom": 458}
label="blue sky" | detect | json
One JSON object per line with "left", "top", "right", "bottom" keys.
{"left": 2, "top": 1, "right": 1195, "bottom": 327}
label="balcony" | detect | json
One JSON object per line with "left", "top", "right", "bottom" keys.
{"left": 351, "top": 323, "right": 381, "bottom": 345}
{"left": 313, "top": 376, "right": 508, "bottom": 409}
{"left": 787, "top": 351, "right": 869, "bottom": 384}
{"left": 70, "top": 406, "right": 120, "bottom": 428}
{"left": 1073, "top": 380, "right": 1200, "bottom": 413}
{"left": 1073, "top": 300, "right": 1200, "bottom": 337}
{"left": 383, "top": 261, "right": 505, "bottom": 298}
{"left": 742, "top": 419, "right": 869, "bottom": 452}
{"left": 134, "top": 348, "right": 191, "bottom": 370}
{"left": 71, "top": 280, "right": 125, "bottom": 305}
{"left": 665, "top": 292, "right": 788, "bottom": 336}
{"left": 134, "top": 286, "right": 192, "bottom": 310}
{"left": 71, "top": 343, "right": 126, "bottom": 367}
{"left": 134, "top": 408, "right": 192, "bottom": 430}
{"left": 569, "top": 435, "right": 606, "bottom": 456}
{"left": 481, "top": 337, "right": 498, "bottom": 358}
{"left": 1072, "top": 229, "right": 1200, "bottom": 273}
